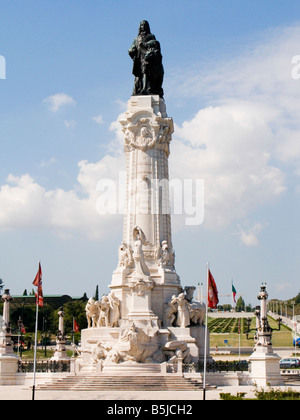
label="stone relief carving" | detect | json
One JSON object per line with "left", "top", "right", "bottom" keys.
{"left": 136, "top": 125, "right": 156, "bottom": 150}
{"left": 123, "top": 119, "right": 155, "bottom": 152}
{"left": 129, "top": 278, "right": 153, "bottom": 297}
{"left": 92, "top": 323, "right": 159, "bottom": 365}
{"left": 91, "top": 335, "right": 191, "bottom": 366}
{"left": 158, "top": 240, "right": 175, "bottom": 269}
{"left": 118, "top": 241, "right": 134, "bottom": 269}
{"left": 121, "top": 115, "right": 173, "bottom": 156}
{"left": 163, "top": 340, "right": 191, "bottom": 364}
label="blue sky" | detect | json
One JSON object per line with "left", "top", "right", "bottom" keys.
{"left": 0, "top": 0, "right": 300, "bottom": 306}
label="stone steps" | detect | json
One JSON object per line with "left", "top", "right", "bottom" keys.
{"left": 35, "top": 375, "right": 204, "bottom": 391}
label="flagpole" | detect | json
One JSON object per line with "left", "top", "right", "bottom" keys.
{"left": 72, "top": 317, "right": 75, "bottom": 358}
{"left": 238, "top": 318, "right": 241, "bottom": 360}
{"left": 231, "top": 279, "right": 234, "bottom": 312}
{"left": 203, "top": 262, "right": 209, "bottom": 401}
{"left": 32, "top": 301, "right": 39, "bottom": 401}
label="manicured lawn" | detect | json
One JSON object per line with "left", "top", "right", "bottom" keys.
{"left": 208, "top": 315, "right": 294, "bottom": 348}
{"left": 15, "top": 349, "right": 74, "bottom": 359}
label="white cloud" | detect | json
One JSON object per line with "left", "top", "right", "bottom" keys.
{"left": 169, "top": 24, "right": 300, "bottom": 174}
{"left": 237, "top": 223, "right": 264, "bottom": 247}
{"left": 43, "top": 93, "right": 76, "bottom": 113}
{"left": 92, "top": 114, "right": 104, "bottom": 124}
{"left": 164, "top": 25, "right": 300, "bottom": 231}
{"left": 38, "top": 157, "right": 57, "bottom": 168}
{"left": 64, "top": 120, "right": 77, "bottom": 128}
{"left": 0, "top": 156, "right": 124, "bottom": 240}
{"left": 171, "top": 102, "right": 285, "bottom": 229}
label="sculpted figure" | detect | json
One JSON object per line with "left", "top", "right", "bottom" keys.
{"left": 132, "top": 227, "right": 150, "bottom": 277}
{"left": 160, "top": 240, "right": 175, "bottom": 268}
{"left": 118, "top": 241, "right": 133, "bottom": 269}
{"left": 91, "top": 340, "right": 111, "bottom": 364}
{"left": 163, "top": 340, "right": 191, "bottom": 363}
{"left": 85, "top": 298, "right": 99, "bottom": 328}
{"left": 97, "top": 296, "right": 110, "bottom": 328}
{"left": 118, "top": 323, "right": 159, "bottom": 363}
{"left": 108, "top": 292, "right": 120, "bottom": 327}
{"left": 129, "top": 20, "right": 164, "bottom": 98}
{"left": 136, "top": 126, "right": 155, "bottom": 149}
{"left": 184, "top": 286, "right": 206, "bottom": 326}
{"left": 91, "top": 324, "right": 159, "bottom": 365}
{"left": 189, "top": 301, "right": 206, "bottom": 326}
{"left": 164, "top": 295, "right": 178, "bottom": 327}
{"left": 184, "top": 286, "right": 196, "bottom": 302}
{"left": 175, "top": 293, "right": 191, "bottom": 328}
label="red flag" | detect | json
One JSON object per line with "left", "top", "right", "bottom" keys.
{"left": 207, "top": 269, "right": 219, "bottom": 309}
{"left": 33, "top": 262, "right": 42, "bottom": 287}
{"left": 73, "top": 319, "right": 80, "bottom": 333}
{"left": 33, "top": 263, "right": 43, "bottom": 307}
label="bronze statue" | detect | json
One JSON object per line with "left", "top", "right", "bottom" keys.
{"left": 129, "top": 20, "right": 164, "bottom": 98}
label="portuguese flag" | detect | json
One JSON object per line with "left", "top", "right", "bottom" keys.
{"left": 232, "top": 282, "right": 237, "bottom": 303}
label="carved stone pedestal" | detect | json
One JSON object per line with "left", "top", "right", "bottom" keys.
{"left": 51, "top": 340, "right": 70, "bottom": 361}
{"left": 249, "top": 347, "right": 283, "bottom": 386}
{"left": 248, "top": 285, "right": 284, "bottom": 386}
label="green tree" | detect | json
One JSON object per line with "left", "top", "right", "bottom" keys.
{"left": 235, "top": 296, "right": 245, "bottom": 312}
{"left": 93, "top": 285, "right": 99, "bottom": 301}
{"left": 51, "top": 301, "right": 87, "bottom": 334}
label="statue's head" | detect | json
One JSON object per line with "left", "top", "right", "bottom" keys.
{"left": 139, "top": 20, "right": 151, "bottom": 35}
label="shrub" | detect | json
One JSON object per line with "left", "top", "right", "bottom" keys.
{"left": 255, "top": 387, "right": 300, "bottom": 400}
{"left": 220, "top": 392, "right": 246, "bottom": 400}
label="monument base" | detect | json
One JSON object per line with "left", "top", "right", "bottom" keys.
{"left": 51, "top": 340, "right": 71, "bottom": 361}
{"left": 0, "top": 355, "right": 19, "bottom": 376}
{"left": 79, "top": 324, "right": 209, "bottom": 370}
{"left": 249, "top": 347, "right": 284, "bottom": 386}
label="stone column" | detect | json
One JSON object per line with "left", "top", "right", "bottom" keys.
{"left": 0, "top": 289, "right": 19, "bottom": 379}
{"left": 0, "top": 290, "right": 14, "bottom": 356}
{"left": 110, "top": 95, "right": 182, "bottom": 324}
{"left": 51, "top": 309, "right": 70, "bottom": 361}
